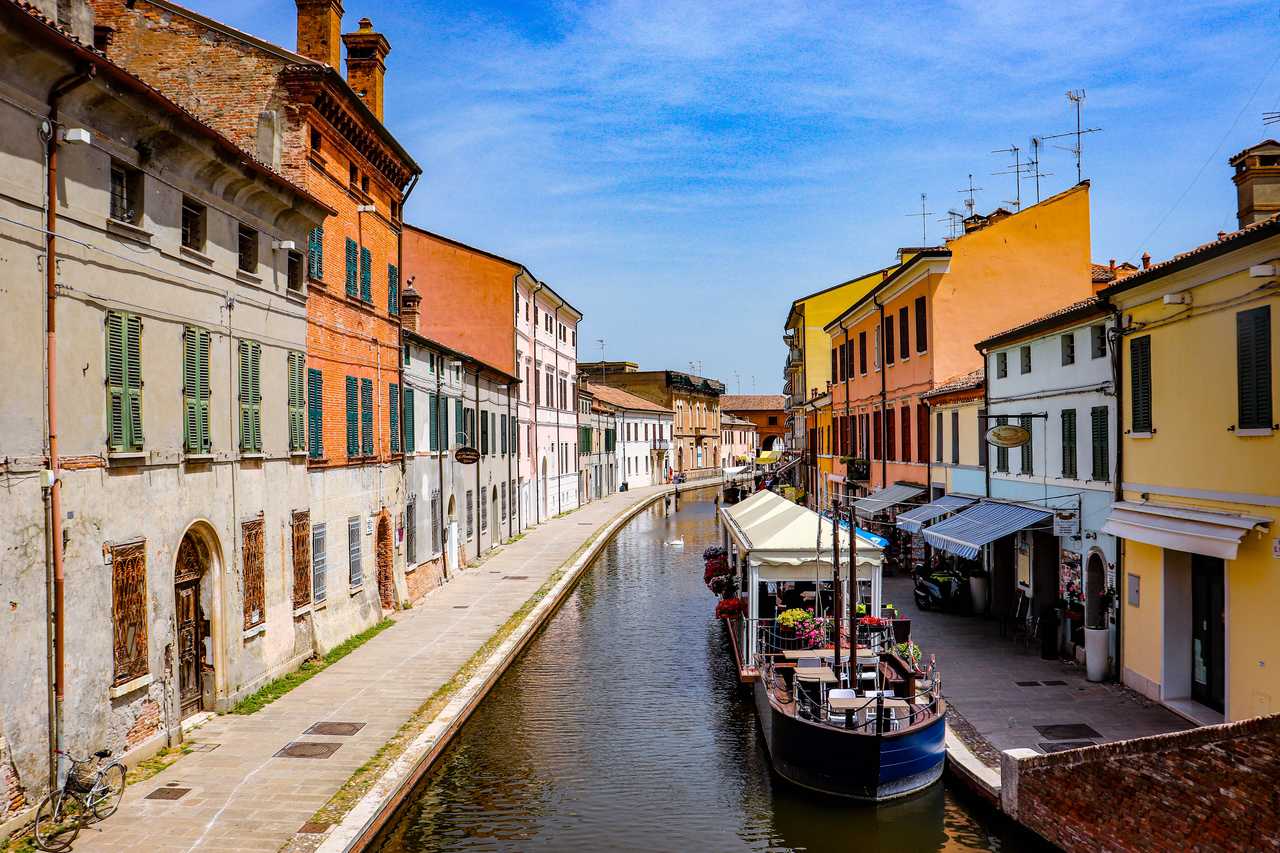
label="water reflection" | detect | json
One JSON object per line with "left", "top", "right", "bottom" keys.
{"left": 373, "top": 492, "right": 1029, "bottom": 853}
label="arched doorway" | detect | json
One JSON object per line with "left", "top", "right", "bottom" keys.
{"left": 1084, "top": 551, "right": 1107, "bottom": 628}
{"left": 174, "top": 531, "right": 212, "bottom": 720}
{"left": 375, "top": 513, "right": 394, "bottom": 610}
{"left": 764, "top": 435, "right": 783, "bottom": 452}
{"left": 490, "top": 487, "right": 498, "bottom": 540}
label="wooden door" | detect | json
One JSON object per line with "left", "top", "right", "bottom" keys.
{"left": 1192, "top": 555, "right": 1225, "bottom": 712}
{"left": 175, "top": 579, "right": 203, "bottom": 719}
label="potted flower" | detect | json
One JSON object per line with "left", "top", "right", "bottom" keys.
{"left": 881, "top": 602, "right": 899, "bottom": 620}
{"left": 716, "top": 598, "right": 745, "bottom": 619}
{"left": 777, "top": 608, "right": 809, "bottom": 636}
{"left": 796, "top": 615, "right": 832, "bottom": 649}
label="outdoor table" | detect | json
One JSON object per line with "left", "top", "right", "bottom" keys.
{"left": 783, "top": 649, "right": 831, "bottom": 660}
{"left": 795, "top": 666, "right": 837, "bottom": 683}
{"left": 828, "top": 694, "right": 870, "bottom": 711}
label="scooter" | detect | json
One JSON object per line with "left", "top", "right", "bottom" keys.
{"left": 912, "top": 565, "right": 967, "bottom": 612}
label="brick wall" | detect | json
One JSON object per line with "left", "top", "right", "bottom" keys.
{"left": 124, "top": 699, "right": 161, "bottom": 749}
{"left": 1003, "top": 713, "right": 1280, "bottom": 851}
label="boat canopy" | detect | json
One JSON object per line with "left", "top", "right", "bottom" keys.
{"left": 896, "top": 494, "right": 978, "bottom": 534}
{"left": 921, "top": 500, "right": 1051, "bottom": 559}
{"left": 721, "top": 489, "right": 883, "bottom": 578}
{"left": 852, "top": 483, "right": 925, "bottom": 519}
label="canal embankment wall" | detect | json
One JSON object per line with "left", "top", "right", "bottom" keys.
{"left": 316, "top": 483, "right": 715, "bottom": 852}
{"left": 1001, "top": 711, "right": 1280, "bottom": 851}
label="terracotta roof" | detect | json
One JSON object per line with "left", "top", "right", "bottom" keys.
{"left": 584, "top": 383, "right": 670, "bottom": 414}
{"left": 1103, "top": 213, "right": 1280, "bottom": 297}
{"left": 722, "top": 414, "right": 756, "bottom": 427}
{"left": 976, "top": 297, "right": 1110, "bottom": 351}
{"left": 1228, "top": 138, "right": 1280, "bottom": 165}
{"left": 721, "top": 394, "right": 786, "bottom": 412}
{"left": 922, "top": 369, "right": 985, "bottom": 400}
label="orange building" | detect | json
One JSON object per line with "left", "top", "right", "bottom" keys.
{"left": 721, "top": 394, "right": 787, "bottom": 452}
{"left": 824, "top": 183, "right": 1095, "bottom": 506}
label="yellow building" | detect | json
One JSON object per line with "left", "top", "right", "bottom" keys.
{"left": 807, "top": 391, "right": 834, "bottom": 509}
{"left": 1102, "top": 152, "right": 1278, "bottom": 724}
{"left": 918, "top": 369, "right": 986, "bottom": 497}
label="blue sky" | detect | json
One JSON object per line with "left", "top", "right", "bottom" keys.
{"left": 186, "top": 0, "right": 1276, "bottom": 392}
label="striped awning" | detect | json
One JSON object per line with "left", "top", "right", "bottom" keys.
{"left": 922, "top": 501, "right": 1052, "bottom": 560}
{"left": 896, "top": 494, "right": 978, "bottom": 534}
{"left": 852, "top": 483, "right": 925, "bottom": 519}
{"left": 1101, "top": 501, "right": 1270, "bottom": 561}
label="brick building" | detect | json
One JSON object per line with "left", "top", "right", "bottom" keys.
{"left": 721, "top": 394, "right": 787, "bottom": 452}
{"left": 93, "top": 0, "right": 422, "bottom": 645}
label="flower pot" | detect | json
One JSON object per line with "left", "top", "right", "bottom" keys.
{"left": 892, "top": 618, "right": 911, "bottom": 643}
{"left": 1085, "top": 626, "right": 1109, "bottom": 682}
{"left": 969, "top": 574, "right": 989, "bottom": 615}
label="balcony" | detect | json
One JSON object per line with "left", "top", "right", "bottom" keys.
{"left": 651, "top": 439, "right": 670, "bottom": 452}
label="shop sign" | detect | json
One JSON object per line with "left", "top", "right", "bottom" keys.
{"left": 454, "top": 446, "right": 481, "bottom": 465}
{"left": 985, "top": 423, "right": 1031, "bottom": 448}
{"left": 1053, "top": 509, "right": 1080, "bottom": 537}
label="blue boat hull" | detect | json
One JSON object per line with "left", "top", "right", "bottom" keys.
{"left": 751, "top": 680, "right": 946, "bottom": 800}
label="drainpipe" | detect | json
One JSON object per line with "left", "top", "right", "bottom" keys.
{"left": 435, "top": 356, "right": 446, "bottom": 580}
{"left": 506, "top": 383, "right": 513, "bottom": 537}
{"left": 474, "top": 365, "right": 481, "bottom": 548}
{"left": 842, "top": 325, "right": 850, "bottom": 506}
{"left": 553, "top": 304, "right": 563, "bottom": 512}
{"left": 1109, "top": 304, "right": 1125, "bottom": 680}
{"left": 530, "top": 281, "right": 544, "bottom": 524}
{"left": 877, "top": 298, "right": 888, "bottom": 487}
{"left": 982, "top": 349, "right": 991, "bottom": 499}
{"left": 396, "top": 173, "right": 418, "bottom": 515}
{"left": 44, "top": 65, "right": 95, "bottom": 790}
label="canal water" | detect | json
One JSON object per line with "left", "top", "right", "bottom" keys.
{"left": 373, "top": 491, "right": 1033, "bottom": 852}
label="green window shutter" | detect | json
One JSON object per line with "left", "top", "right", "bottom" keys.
{"left": 1091, "top": 406, "right": 1109, "bottom": 481}
{"left": 308, "top": 225, "right": 324, "bottom": 281}
{"left": 238, "top": 340, "right": 263, "bottom": 452}
{"left": 288, "top": 352, "right": 305, "bottom": 451}
{"left": 183, "top": 325, "right": 211, "bottom": 453}
{"left": 359, "top": 247, "right": 372, "bottom": 302}
{"left": 360, "top": 377, "right": 373, "bottom": 455}
{"left": 1130, "top": 335, "right": 1152, "bottom": 432}
{"left": 428, "top": 392, "right": 439, "bottom": 451}
{"left": 995, "top": 417, "right": 1008, "bottom": 472}
{"left": 124, "top": 314, "right": 143, "bottom": 449}
{"left": 389, "top": 383, "right": 400, "bottom": 453}
{"left": 1061, "top": 409, "right": 1077, "bottom": 479}
{"left": 1237, "top": 306, "right": 1272, "bottom": 430}
{"left": 500, "top": 414, "right": 507, "bottom": 455}
{"left": 388, "top": 263, "right": 399, "bottom": 315}
{"left": 1019, "top": 415, "right": 1033, "bottom": 474}
{"left": 455, "top": 399, "right": 464, "bottom": 447}
{"left": 307, "top": 368, "right": 323, "bottom": 458}
{"left": 197, "top": 328, "right": 211, "bottom": 453}
{"left": 346, "top": 376, "right": 359, "bottom": 456}
{"left": 105, "top": 311, "right": 144, "bottom": 451}
{"left": 403, "top": 388, "right": 415, "bottom": 453}
{"left": 480, "top": 410, "right": 489, "bottom": 454}
{"left": 345, "top": 238, "right": 358, "bottom": 297}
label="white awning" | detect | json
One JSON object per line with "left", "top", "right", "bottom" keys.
{"left": 852, "top": 483, "right": 925, "bottom": 519}
{"left": 721, "top": 489, "right": 882, "bottom": 571}
{"left": 1101, "top": 501, "right": 1271, "bottom": 561}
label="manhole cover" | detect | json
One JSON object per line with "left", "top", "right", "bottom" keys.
{"left": 1038, "top": 740, "right": 1096, "bottom": 753}
{"left": 186, "top": 742, "right": 220, "bottom": 752}
{"left": 503, "top": 576, "right": 529, "bottom": 580}
{"left": 304, "top": 721, "right": 366, "bottom": 736}
{"left": 274, "top": 741, "right": 342, "bottom": 759}
{"left": 1042, "top": 680, "right": 1068, "bottom": 686}
{"left": 145, "top": 787, "right": 191, "bottom": 800}
{"left": 1015, "top": 681, "right": 1042, "bottom": 687}
{"left": 1035, "top": 723, "right": 1102, "bottom": 740}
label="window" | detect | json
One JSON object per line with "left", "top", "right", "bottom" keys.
{"left": 430, "top": 490, "right": 441, "bottom": 554}
{"left": 858, "top": 331, "right": 867, "bottom": 374}
{"left": 361, "top": 173, "right": 370, "bottom": 194}
{"left": 429, "top": 392, "right": 440, "bottom": 451}
{"left": 237, "top": 223, "right": 258, "bottom": 273}
{"left": 347, "top": 516, "right": 363, "bottom": 586}
{"left": 501, "top": 483, "right": 507, "bottom": 525}
{"left": 767, "top": 416, "right": 778, "bottom": 426}
{"left": 183, "top": 325, "right": 212, "bottom": 454}
{"left": 105, "top": 311, "right": 144, "bottom": 452}
{"left": 978, "top": 408, "right": 988, "bottom": 468}
{"left": 110, "top": 541, "right": 148, "bottom": 685}
{"left": 403, "top": 388, "right": 415, "bottom": 453}
{"left": 242, "top": 517, "right": 265, "bottom": 630}
{"left": 1091, "top": 324, "right": 1107, "bottom": 359}
{"left": 389, "top": 383, "right": 400, "bottom": 453}
{"left": 480, "top": 488, "right": 488, "bottom": 533}
{"left": 900, "top": 406, "right": 911, "bottom": 462}
{"left": 885, "top": 408, "right": 896, "bottom": 460}
{"left": 346, "top": 376, "right": 359, "bottom": 456}
{"left": 1061, "top": 332, "right": 1075, "bottom": 366}
{"left": 510, "top": 479, "right": 518, "bottom": 519}
{"left": 360, "top": 377, "right": 374, "bottom": 455}
{"left": 915, "top": 296, "right": 927, "bottom": 353}
{"left": 359, "top": 247, "right": 372, "bottom": 302}
{"left": 388, "top": 263, "right": 399, "bottom": 314}
{"left": 935, "top": 411, "right": 944, "bottom": 462}
{"left": 1061, "top": 409, "right": 1077, "bottom": 479}
{"left": 406, "top": 499, "right": 416, "bottom": 564}
{"left": 1019, "top": 345, "right": 1031, "bottom": 374}
{"left": 899, "top": 307, "right": 909, "bottom": 360}
{"left": 996, "top": 351, "right": 1008, "bottom": 378}
{"left": 501, "top": 413, "right": 508, "bottom": 454}
{"left": 1237, "top": 306, "right": 1272, "bottom": 430}
{"left": 885, "top": 321, "right": 895, "bottom": 366}
{"left": 312, "top": 522, "right": 327, "bottom": 603}
{"left": 349, "top": 163, "right": 358, "bottom": 186}
{"left": 109, "top": 161, "right": 141, "bottom": 223}
{"left": 237, "top": 340, "right": 262, "bottom": 452}
{"left": 1018, "top": 415, "right": 1033, "bottom": 474}
{"left": 287, "top": 250, "right": 304, "bottom": 292}
{"left": 310, "top": 125, "right": 321, "bottom": 152}
{"left": 480, "top": 408, "right": 489, "bottom": 454}
{"left": 1091, "top": 406, "right": 1110, "bottom": 481}
{"left": 951, "top": 410, "right": 960, "bottom": 464}
{"left": 466, "top": 490, "right": 474, "bottom": 539}
{"left": 307, "top": 226, "right": 324, "bottom": 281}
{"left": 291, "top": 511, "right": 311, "bottom": 610}
{"left": 1130, "top": 335, "right": 1152, "bottom": 432}
{"left": 181, "top": 198, "right": 205, "bottom": 251}
{"left": 345, "top": 238, "right": 358, "bottom": 297}
{"left": 287, "top": 351, "right": 306, "bottom": 452}
{"left": 307, "top": 368, "right": 323, "bottom": 458}
{"left": 995, "top": 416, "right": 1008, "bottom": 472}
{"left": 831, "top": 348, "right": 838, "bottom": 383}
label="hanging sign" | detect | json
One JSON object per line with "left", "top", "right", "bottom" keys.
{"left": 985, "top": 423, "right": 1031, "bottom": 448}
{"left": 1053, "top": 509, "right": 1080, "bottom": 537}
{"left": 454, "top": 447, "right": 481, "bottom": 465}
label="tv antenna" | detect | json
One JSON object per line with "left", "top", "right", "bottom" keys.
{"left": 1039, "top": 90, "right": 1101, "bottom": 183}
{"left": 596, "top": 339, "right": 606, "bottom": 385}
{"left": 958, "top": 173, "right": 983, "bottom": 216}
{"left": 938, "top": 210, "right": 965, "bottom": 239}
{"left": 905, "top": 193, "right": 932, "bottom": 244}
{"left": 1025, "top": 137, "right": 1054, "bottom": 204}
{"left": 991, "top": 144, "right": 1025, "bottom": 211}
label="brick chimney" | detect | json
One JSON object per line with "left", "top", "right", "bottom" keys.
{"left": 400, "top": 284, "right": 421, "bottom": 333}
{"left": 295, "top": 0, "right": 343, "bottom": 68}
{"left": 1229, "top": 139, "right": 1280, "bottom": 228}
{"left": 341, "top": 17, "right": 390, "bottom": 121}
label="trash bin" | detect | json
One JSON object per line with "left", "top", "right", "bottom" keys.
{"left": 1085, "top": 626, "right": 1108, "bottom": 681}
{"left": 619, "top": 482, "right": 628, "bottom": 492}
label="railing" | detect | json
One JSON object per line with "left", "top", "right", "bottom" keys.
{"left": 651, "top": 439, "right": 670, "bottom": 451}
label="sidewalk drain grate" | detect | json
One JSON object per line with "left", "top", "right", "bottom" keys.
{"left": 503, "top": 575, "right": 529, "bottom": 580}
{"left": 1035, "top": 723, "right": 1102, "bottom": 740}
{"left": 1015, "top": 681, "right": 1042, "bottom": 687}
{"left": 1038, "top": 740, "right": 1096, "bottom": 753}
{"left": 304, "top": 721, "right": 366, "bottom": 736}
{"left": 1042, "top": 680, "right": 1069, "bottom": 686}
{"left": 145, "top": 787, "right": 191, "bottom": 800}
{"left": 186, "top": 742, "right": 219, "bottom": 752}
{"left": 274, "top": 741, "right": 342, "bottom": 759}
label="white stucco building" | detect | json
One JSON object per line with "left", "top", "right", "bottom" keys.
{"left": 587, "top": 382, "right": 674, "bottom": 490}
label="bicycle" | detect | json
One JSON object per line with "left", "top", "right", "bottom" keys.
{"left": 32, "top": 748, "right": 126, "bottom": 851}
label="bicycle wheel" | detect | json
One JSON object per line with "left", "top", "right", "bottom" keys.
{"left": 33, "top": 792, "right": 81, "bottom": 852}
{"left": 91, "top": 762, "right": 127, "bottom": 820}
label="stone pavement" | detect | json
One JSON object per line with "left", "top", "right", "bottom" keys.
{"left": 73, "top": 484, "right": 671, "bottom": 853}
{"left": 888, "top": 573, "right": 1192, "bottom": 766}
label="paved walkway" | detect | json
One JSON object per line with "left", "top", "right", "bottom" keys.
{"left": 888, "top": 574, "right": 1191, "bottom": 766}
{"left": 74, "top": 485, "right": 672, "bottom": 853}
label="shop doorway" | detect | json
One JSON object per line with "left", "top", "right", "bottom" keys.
{"left": 1084, "top": 551, "right": 1107, "bottom": 627}
{"left": 1191, "top": 555, "right": 1225, "bottom": 713}
{"left": 173, "top": 532, "right": 210, "bottom": 720}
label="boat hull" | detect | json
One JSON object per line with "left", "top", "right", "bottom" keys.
{"left": 751, "top": 680, "right": 945, "bottom": 801}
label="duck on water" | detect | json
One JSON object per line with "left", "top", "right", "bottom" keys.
{"left": 711, "top": 489, "right": 946, "bottom": 801}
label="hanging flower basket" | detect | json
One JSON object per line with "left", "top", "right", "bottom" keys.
{"left": 715, "top": 598, "right": 745, "bottom": 619}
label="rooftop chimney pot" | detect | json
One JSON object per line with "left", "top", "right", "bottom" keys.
{"left": 295, "top": 0, "right": 344, "bottom": 68}
{"left": 342, "top": 16, "right": 391, "bottom": 122}
{"left": 1141, "top": 251, "right": 1151, "bottom": 269}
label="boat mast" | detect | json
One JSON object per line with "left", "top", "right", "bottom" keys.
{"left": 831, "top": 498, "right": 841, "bottom": 687}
